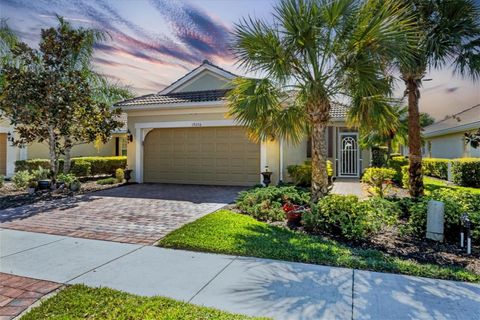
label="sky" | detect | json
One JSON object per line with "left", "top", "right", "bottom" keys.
{"left": 1, "top": 0, "right": 479, "bottom": 121}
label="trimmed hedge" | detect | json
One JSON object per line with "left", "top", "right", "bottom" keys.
{"left": 15, "top": 156, "right": 127, "bottom": 177}
{"left": 452, "top": 158, "right": 480, "bottom": 188}
{"left": 422, "top": 158, "right": 449, "bottom": 180}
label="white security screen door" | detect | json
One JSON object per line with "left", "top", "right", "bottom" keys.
{"left": 339, "top": 133, "right": 359, "bottom": 177}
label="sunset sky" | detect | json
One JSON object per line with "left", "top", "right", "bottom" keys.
{"left": 1, "top": 0, "right": 479, "bottom": 121}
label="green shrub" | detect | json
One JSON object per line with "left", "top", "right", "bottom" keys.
{"left": 15, "top": 159, "right": 51, "bottom": 172}
{"left": 32, "top": 166, "right": 50, "bottom": 180}
{"left": 115, "top": 168, "right": 124, "bottom": 183}
{"left": 287, "top": 160, "right": 333, "bottom": 186}
{"left": 361, "top": 167, "right": 396, "bottom": 197}
{"left": 303, "top": 195, "right": 399, "bottom": 240}
{"left": 236, "top": 186, "right": 310, "bottom": 221}
{"left": 0, "top": 175, "right": 4, "bottom": 188}
{"left": 401, "top": 165, "right": 409, "bottom": 190}
{"left": 422, "top": 158, "right": 450, "bottom": 180}
{"left": 451, "top": 158, "right": 480, "bottom": 188}
{"left": 74, "top": 156, "right": 126, "bottom": 176}
{"left": 403, "top": 189, "right": 480, "bottom": 241}
{"left": 12, "top": 170, "right": 32, "bottom": 190}
{"left": 57, "top": 173, "right": 77, "bottom": 187}
{"left": 70, "top": 160, "right": 91, "bottom": 177}
{"left": 15, "top": 156, "right": 127, "bottom": 177}
{"left": 387, "top": 156, "right": 409, "bottom": 184}
{"left": 96, "top": 177, "right": 117, "bottom": 185}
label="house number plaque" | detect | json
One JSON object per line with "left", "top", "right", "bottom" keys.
{"left": 192, "top": 122, "right": 202, "bottom": 127}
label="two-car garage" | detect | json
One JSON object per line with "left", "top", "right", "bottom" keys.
{"left": 143, "top": 127, "right": 260, "bottom": 186}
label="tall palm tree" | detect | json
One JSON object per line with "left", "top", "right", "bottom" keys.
{"left": 400, "top": 0, "right": 480, "bottom": 197}
{"left": 228, "top": 0, "right": 417, "bottom": 201}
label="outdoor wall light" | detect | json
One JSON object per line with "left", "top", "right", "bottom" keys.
{"left": 127, "top": 129, "right": 133, "bottom": 143}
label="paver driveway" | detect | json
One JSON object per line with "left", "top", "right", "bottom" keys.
{"left": 0, "top": 184, "right": 243, "bottom": 245}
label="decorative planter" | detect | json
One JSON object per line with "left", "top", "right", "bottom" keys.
{"left": 261, "top": 171, "right": 272, "bottom": 187}
{"left": 38, "top": 180, "right": 51, "bottom": 190}
{"left": 286, "top": 211, "right": 302, "bottom": 224}
{"left": 70, "top": 181, "right": 81, "bottom": 192}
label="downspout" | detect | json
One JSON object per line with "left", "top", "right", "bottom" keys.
{"left": 279, "top": 138, "right": 284, "bottom": 182}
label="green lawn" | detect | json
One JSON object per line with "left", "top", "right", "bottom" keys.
{"left": 22, "top": 285, "right": 266, "bottom": 320}
{"left": 424, "top": 176, "right": 480, "bottom": 194}
{"left": 159, "top": 210, "right": 479, "bottom": 283}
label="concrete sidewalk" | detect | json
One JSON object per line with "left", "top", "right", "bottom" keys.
{"left": 1, "top": 229, "right": 479, "bottom": 320}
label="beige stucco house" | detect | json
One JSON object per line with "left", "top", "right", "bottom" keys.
{"left": 116, "top": 60, "right": 370, "bottom": 186}
{"left": 422, "top": 104, "right": 480, "bottom": 159}
{"left": 0, "top": 116, "right": 128, "bottom": 178}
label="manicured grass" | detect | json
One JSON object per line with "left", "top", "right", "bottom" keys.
{"left": 22, "top": 284, "right": 266, "bottom": 320}
{"left": 424, "top": 176, "right": 480, "bottom": 194}
{"left": 159, "top": 210, "right": 480, "bottom": 283}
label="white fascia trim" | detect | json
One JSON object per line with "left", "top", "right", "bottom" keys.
{"left": 120, "top": 100, "right": 224, "bottom": 111}
{"left": 159, "top": 64, "right": 236, "bottom": 95}
{"left": 424, "top": 121, "right": 480, "bottom": 138}
{"left": 135, "top": 119, "right": 238, "bottom": 129}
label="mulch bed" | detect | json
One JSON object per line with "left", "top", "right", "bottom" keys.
{"left": 363, "top": 225, "right": 480, "bottom": 274}
{"left": 0, "top": 180, "right": 124, "bottom": 210}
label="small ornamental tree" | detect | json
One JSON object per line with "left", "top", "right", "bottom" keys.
{"left": 0, "top": 18, "right": 130, "bottom": 182}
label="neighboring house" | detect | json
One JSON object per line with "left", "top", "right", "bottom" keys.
{"left": 0, "top": 115, "right": 128, "bottom": 178}
{"left": 116, "top": 60, "right": 370, "bottom": 186}
{"left": 422, "top": 104, "right": 480, "bottom": 159}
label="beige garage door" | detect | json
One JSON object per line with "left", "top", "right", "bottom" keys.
{"left": 144, "top": 127, "right": 260, "bottom": 186}
{"left": 0, "top": 133, "right": 6, "bottom": 176}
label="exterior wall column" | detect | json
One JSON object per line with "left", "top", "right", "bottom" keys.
{"left": 135, "top": 127, "right": 143, "bottom": 183}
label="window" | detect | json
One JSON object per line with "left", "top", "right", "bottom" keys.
{"left": 121, "top": 138, "right": 127, "bottom": 156}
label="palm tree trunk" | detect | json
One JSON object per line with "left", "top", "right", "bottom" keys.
{"left": 386, "top": 139, "right": 393, "bottom": 159}
{"left": 406, "top": 78, "right": 424, "bottom": 197}
{"left": 310, "top": 118, "right": 329, "bottom": 202}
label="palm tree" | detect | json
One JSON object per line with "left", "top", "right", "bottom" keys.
{"left": 357, "top": 105, "right": 409, "bottom": 159}
{"left": 0, "top": 19, "right": 19, "bottom": 89}
{"left": 228, "top": 0, "right": 417, "bottom": 201}
{"left": 400, "top": 0, "right": 480, "bottom": 197}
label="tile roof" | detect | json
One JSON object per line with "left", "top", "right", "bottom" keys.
{"left": 115, "top": 89, "right": 229, "bottom": 107}
{"left": 424, "top": 104, "right": 480, "bottom": 137}
{"left": 330, "top": 103, "right": 349, "bottom": 119}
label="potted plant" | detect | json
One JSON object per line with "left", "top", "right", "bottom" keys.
{"left": 70, "top": 179, "right": 81, "bottom": 192}
{"left": 282, "top": 201, "right": 307, "bottom": 226}
{"left": 27, "top": 180, "right": 38, "bottom": 194}
{"left": 33, "top": 166, "right": 51, "bottom": 190}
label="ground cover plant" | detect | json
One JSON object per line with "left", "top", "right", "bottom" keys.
{"left": 22, "top": 284, "right": 265, "bottom": 320}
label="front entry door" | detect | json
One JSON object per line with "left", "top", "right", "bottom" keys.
{"left": 339, "top": 133, "right": 359, "bottom": 177}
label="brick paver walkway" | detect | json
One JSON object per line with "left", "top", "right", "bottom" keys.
{"left": 0, "top": 184, "right": 243, "bottom": 245}
{"left": 0, "top": 273, "right": 61, "bottom": 320}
